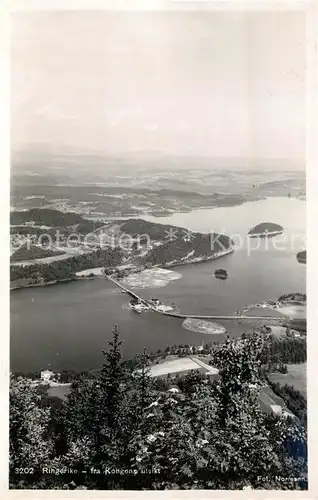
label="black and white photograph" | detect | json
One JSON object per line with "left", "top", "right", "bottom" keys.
{"left": 8, "top": 1, "right": 310, "bottom": 492}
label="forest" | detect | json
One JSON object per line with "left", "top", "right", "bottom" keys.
{"left": 278, "top": 293, "right": 306, "bottom": 303}
{"left": 266, "top": 381, "right": 307, "bottom": 426}
{"left": 142, "top": 233, "right": 232, "bottom": 267}
{"left": 11, "top": 244, "right": 65, "bottom": 263}
{"left": 10, "top": 208, "right": 85, "bottom": 227}
{"left": 11, "top": 209, "right": 105, "bottom": 236}
{"left": 11, "top": 213, "right": 233, "bottom": 285}
{"left": 10, "top": 247, "right": 123, "bottom": 283}
{"left": 259, "top": 335, "right": 306, "bottom": 367}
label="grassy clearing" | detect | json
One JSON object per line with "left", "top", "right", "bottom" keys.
{"left": 268, "top": 363, "right": 307, "bottom": 398}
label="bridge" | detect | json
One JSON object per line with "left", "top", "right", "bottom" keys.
{"left": 157, "top": 312, "right": 286, "bottom": 322}
{"left": 105, "top": 273, "right": 152, "bottom": 303}
{"left": 104, "top": 273, "right": 288, "bottom": 323}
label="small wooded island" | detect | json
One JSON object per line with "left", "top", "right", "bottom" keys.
{"left": 248, "top": 222, "right": 284, "bottom": 238}
{"left": 296, "top": 250, "right": 306, "bottom": 264}
{"left": 214, "top": 268, "right": 228, "bottom": 280}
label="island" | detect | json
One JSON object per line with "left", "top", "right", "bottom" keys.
{"left": 296, "top": 250, "right": 306, "bottom": 264}
{"left": 128, "top": 297, "right": 176, "bottom": 314}
{"left": 214, "top": 268, "right": 228, "bottom": 280}
{"left": 248, "top": 222, "right": 284, "bottom": 238}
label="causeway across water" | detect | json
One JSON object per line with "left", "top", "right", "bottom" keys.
{"left": 105, "top": 274, "right": 288, "bottom": 323}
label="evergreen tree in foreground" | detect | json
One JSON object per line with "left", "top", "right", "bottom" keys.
{"left": 9, "top": 377, "right": 53, "bottom": 488}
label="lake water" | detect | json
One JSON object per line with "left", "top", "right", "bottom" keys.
{"left": 10, "top": 197, "right": 306, "bottom": 372}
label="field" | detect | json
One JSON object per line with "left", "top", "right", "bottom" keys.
{"left": 11, "top": 244, "right": 66, "bottom": 263}
{"left": 277, "top": 305, "right": 306, "bottom": 319}
{"left": 76, "top": 267, "right": 106, "bottom": 277}
{"left": 47, "top": 384, "right": 71, "bottom": 401}
{"left": 268, "top": 363, "right": 307, "bottom": 398}
{"left": 149, "top": 356, "right": 219, "bottom": 378}
{"left": 258, "top": 385, "right": 287, "bottom": 413}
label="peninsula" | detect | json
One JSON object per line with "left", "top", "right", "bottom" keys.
{"left": 248, "top": 222, "right": 284, "bottom": 238}
{"left": 10, "top": 209, "right": 234, "bottom": 289}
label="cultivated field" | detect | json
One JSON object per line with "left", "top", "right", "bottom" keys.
{"left": 268, "top": 363, "right": 307, "bottom": 398}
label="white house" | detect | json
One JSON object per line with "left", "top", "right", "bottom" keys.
{"left": 40, "top": 370, "right": 54, "bottom": 382}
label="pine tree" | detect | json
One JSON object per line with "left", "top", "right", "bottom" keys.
{"left": 133, "top": 347, "right": 153, "bottom": 411}
{"left": 89, "top": 324, "right": 128, "bottom": 471}
{"left": 57, "top": 325, "right": 128, "bottom": 480}
{"left": 99, "top": 324, "right": 125, "bottom": 430}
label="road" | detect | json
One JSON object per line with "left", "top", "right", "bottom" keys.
{"left": 105, "top": 273, "right": 287, "bottom": 323}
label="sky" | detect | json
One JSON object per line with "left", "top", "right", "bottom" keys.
{"left": 11, "top": 10, "right": 306, "bottom": 167}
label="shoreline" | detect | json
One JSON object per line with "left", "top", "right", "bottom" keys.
{"left": 248, "top": 230, "right": 284, "bottom": 238}
{"left": 10, "top": 247, "right": 234, "bottom": 292}
{"left": 82, "top": 198, "right": 264, "bottom": 221}
{"left": 163, "top": 247, "right": 235, "bottom": 269}
{"left": 10, "top": 277, "right": 75, "bottom": 291}
{"left": 64, "top": 194, "right": 305, "bottom": 222}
